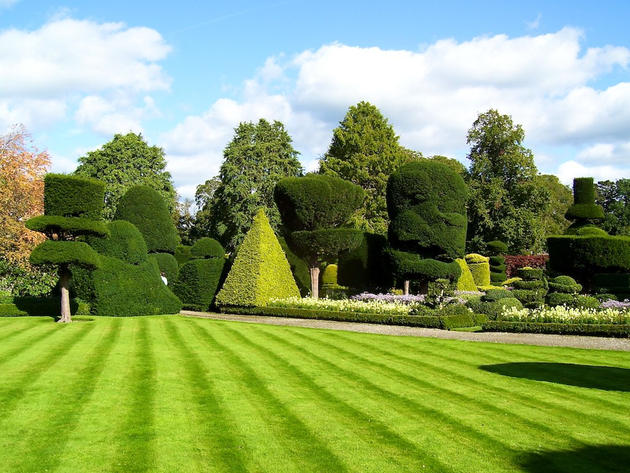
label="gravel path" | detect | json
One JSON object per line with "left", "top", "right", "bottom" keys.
{"left": 181, "top": 311, "right": 630, "bottom": 352}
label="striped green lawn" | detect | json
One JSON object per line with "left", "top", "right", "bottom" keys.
{"left": 0, "top": 316, "right": 628, "bottom": 473}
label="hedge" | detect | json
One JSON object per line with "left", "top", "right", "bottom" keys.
{"left": 548, "top": 276, "right": 582, "bottom": 294}
{"left": 455, "top": 258, "right": 477, "bottom": 291}
{"left": 150, "top": 252, "right": 179, "bottom": 284}
{"left": 174, "top": 245, "right": 192, "bottom": 266}
{"left": 321, "top": 264, "right": 338, "bottom": 285}
{"left": 220, "top": 305, "right": 487, "bottom": 329}
{"left": 565, "top": 178, "right": 604, "bottom": 222}
{"left": 71, "top": 255, "right": 181, "bottom": 316}
{"left": 26, "top": 215, "right": 109, "bottom": 237}
{"left": 592, "top": 273, "right": 630, "bottom": 295}
{"left": 43, "top": 173, "right": 105, "bottom": 219}
{"left": 482, "top": 320, "right": 630, "bottom": 337}
{"left": 172, "top": 258, "right": 224, "bottom": 311}
{"left": 278, "top": 236, "right": 311, "bottom": 297}
{"left": 545, "top": 292, "right": 600, "bottom": 309}
{"left": 389, "top": 250, "right": 461, "bottom": 281}
{"left": 547, "top": 234, "right": 630, "bottom": 275}
{"left": 114, "top": 185, "right": 179, "bottom": 253}
{"left": 338, "top": 232, "right": 392, "bottom": 292}
{"left": 86, "top": 220, "right": 147, "bottom": 265}
{"left": 191, "top": 237, "right": 224, "bottom": 259}
{"left": 0, "top": 297, "right": 90, "bottom": 317}
{"left": 504, "top": 255, "right": 548, "bottom": 278}
{"left": 467, "top": 296, "right": 523, "bottom": 319}
{"left": 216, "top": 209, "right": 300, "bottom": 307}
{"left": 30, "top": 240, "right": 101, "bottom": 268}
{"left": 466, "top": 254, "right": 490, "bottom": 287}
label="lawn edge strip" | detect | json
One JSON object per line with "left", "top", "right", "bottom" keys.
{"left": 11, "top": 318, "right": 123, "bottom": 472}
{"left": 161, "top": 317, "right": 252, "bottom": 473}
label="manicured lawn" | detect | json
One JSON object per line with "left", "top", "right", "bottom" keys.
{"left": 0, "top": 316, "right": 628, "bottom": 472}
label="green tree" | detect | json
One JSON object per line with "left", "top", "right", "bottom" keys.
{"left": 597, "top": 179, "right": 630, "bottom": 235}
{"left": 319, "top": 101, "right": 409, "bottom": 234}
{"left": 74, "top": 133, "right": 176, "bottom": 220}
{"left": 536, "top": 174, "right": 573, "bottom": 237}
{"left": 209, "top": 119, "right": 302, "bottom": 252}
{"left": 465, "top": 109, "right": 549, "bottom": 253}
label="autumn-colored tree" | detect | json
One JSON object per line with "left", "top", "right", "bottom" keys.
{"left": 0, "top": 126, "right": 50, "bottom": 264}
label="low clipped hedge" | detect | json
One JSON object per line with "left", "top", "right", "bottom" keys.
{"left": 219, "top": 305, "right": 487, "bottom": 330}
{"left": 482, "top": 320, "right": 630, "bottom": 337}
{"left": 0, "top": 297, "right": 90, "bottom": 317}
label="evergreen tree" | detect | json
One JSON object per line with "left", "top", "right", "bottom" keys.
{"left": 319, "top": 101, "right": 409, "bottom": 235}
{"left": 209, "top": 119, "right": 302, "bottom": 252}
{"left": 465, "top": 109, "right": 549, "bottom": 253}
{"left": 74, "top": 133, "right": 176, "bottom": 219}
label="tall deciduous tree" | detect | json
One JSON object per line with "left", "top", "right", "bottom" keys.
{"left": 536, "top": 174, "right": 573, "bottom": 237}
{"left": 319, "top": 101, "right": 409, "bottom": 235}
{"left": 597, "top": 179, "right": 630, "bottom": 236}
{"left": 0, "top": 126, "right": 50, "bottom": 265}
{"left": 209, "top": 119, "right": 302, "bottom": 252}
{"left": 465, "top": 109, "right": 549, "bottom": 253}
{"left": 74, "top": 133, "right": 176, "bottom": 220}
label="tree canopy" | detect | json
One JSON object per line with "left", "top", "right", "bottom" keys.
{"left": 319, "top": 101, "right": 409, "bottom": 235}
{"left": 597, "top": 179, "right": 630, "bottom": 236}
{"left": 74, "top": 132, "right": 176, "bottom": 220}
{"left": 465, "top": 109, "right": 549, "bottom": 253}
{"left": 208, "top": 119, "right": 303, "bottom": 252}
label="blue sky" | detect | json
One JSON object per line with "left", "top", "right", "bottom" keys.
{"left": 1, "top": 0, "right": 629, "bottom": 198}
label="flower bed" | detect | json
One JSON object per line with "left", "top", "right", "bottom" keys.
{"left": 269, "top": 296, "right": 412, "bottom": 315}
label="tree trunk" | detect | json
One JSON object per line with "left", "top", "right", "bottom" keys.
{"left": 58, "top": 269, "right": 72, "bottom": 323}
{"left": 403, "top": 280, "right": 410, "bottom": 296}
{"left": 309, "top": 266, "right": 320, "bottom": 300}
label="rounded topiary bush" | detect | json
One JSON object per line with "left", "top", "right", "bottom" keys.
{"left": 548, "top": 275, "right": 582, "bottom": 294}
{"left": 512, "top": 267, "right": 547, "bottom": 308}
{"left": 172, "top": 258, "right": 225, "bottom": 311}
{"left": 174, "top": 245, "right": 192, "bottom": 266}
{"left": 191, "top": 237, "right": 225, "bottom": 259}
{"left": 482, "top": 289, "right": 512, "bottom": 302}
{"left": 321, "top": 264, "right": 338, "bottom": 286}
{"left": 86, "top": 220, "right": 147, "bottom": 265}
{"left": 467, "top": 295, "right": 522, "bottom": 320}
{"left": 114, "top": 185, "right": 179, "bottom": 253}
{"left": 150, "top": 252, "right": 179, "bottom": 284}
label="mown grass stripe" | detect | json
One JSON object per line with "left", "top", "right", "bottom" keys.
{"left": 0, "top": 321, "right": 66, "bottom": 367}
{"left": 188, "top": 320, "right": 353, "bottom": 473}
{"left": 112, "top": 317, "right": 157, "bottom": 473}
{"left": 9, "top": 318, "right": 122, "bottom": 473}
{"left": 250, "top": 325, "right": 524, "bottom": 462}
{"left": 0, "top": 321, "right": 97, "bottom": 425}
{"left": 323, "top": 330, "right": 630, "bottom": 438}
{"left": 161, "top": 317, "right": 252, "bottom": 473}
{"left": 196, "top": 320, "right": 464, "bottom": 473}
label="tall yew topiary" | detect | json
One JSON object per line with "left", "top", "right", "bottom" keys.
{"left": 216, "top": 209, "right": 299, "bottom": 307}
{"left": 26, "top": 174, "right": 107, "bottom": 322}
{"left": 387, "top": 161, "right": 467, "bottom": 293}
{"left": 274, "top": 175, "right": 364, "bottom": 299}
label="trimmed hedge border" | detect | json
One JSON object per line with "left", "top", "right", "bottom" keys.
{"left": 0, "top": 297, "right": 90, "bottom": 317}
{"left": 482, "top": 320, "right": 630, "bottom": 338}
{"left": 219, "top": 305, "right": 487, "bottom": 330}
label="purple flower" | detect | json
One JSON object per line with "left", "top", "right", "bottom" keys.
{"left": 600, "top": 299, "right": 630, "bottom": 309}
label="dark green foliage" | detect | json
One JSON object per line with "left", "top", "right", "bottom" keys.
{"left": 290, "top": 228, "right": 364, "bottom": 263}
{"left": 278, "top": 237, "right": 310, "bottom": 297}
{"left": 338, "top": 232, "right": 393, "bottom": 292}
{"left": 482, "top": 289, "right": 512, "bottom": 302}
{"left": 172, "top": 258, "right": 225, "bottom": 311}
{"left": 592, "top": 273, "right": 630, "bottom": 296}
{"left": 517, "top": 267, "right": 544, "bottom": 280}
{"left": 26, "top": 215, "right": 108, "bottom": 237}
{"left": 565, "top": 178, "right": 605, "bottom": 233}
{"left": 595, "top": 293, "right": 617, "bottom": 302}
{"left": 72, "top": 255, "right": 181, "bottom": 316}
{"left": 546, "top": 292, "right": 575, "bottom": 307}
{"left": 114, "top": 185, "right": 180, "bottom": 253}
{"left": 572, "top": 177, "right": 598, "bottom": 205}
{"left": 467, "top": 296, "right": 523, "bottom": 319}
{"left": 74, "top": 132, "right": 176, "bottom": 220}
{"left": 487, "top": 240, "right": 508, "bottom": 255}
{"left": 86, "top": 220, "right": 147, "bottom": 265}
{"left": 596, "top": 178, "right": 630, "bottom": 236}
{"left": 275, "top": 175, "right": 365, "bottom": 231}
{"left": 548, "top": 275, "right": 582, "bottom": 294}
{"left": 547, "top": 235, "right": 630, "bottom": 275}
{"left": 569, "top": 226, "right": 608, "bottom": 236}
{"left": 482, "top": 320, "right": 630, "bottom": 337}
{"left": 208, "top": 120, "right": 303, "bottom": 252}
{"left": 174, "top": 245, "right": 192, "bottom": 266}
{"left": 387, "top": 161, "right": 467, "bottom": 259}
{"left": 150, "top": 253, "right": 179, "bottom": 284}
{"left": 512, "top": 279, "right": 546, "bottom": 290}
{"left": 190, "top": 237, "right": 224, "bottom": 259}
{"left": 425, "top": 278, "right": 455, "bottom": 309}
{"left": 0, "top": 297, "right": 89, "bottom": 317}
{"left": 43, "top": 173, "right": 105, "bottom": 219}
{"left": 511, "top": 289, "right": 547, "bottom": 308}
{"left": 566, "top": 204, "right": 605, "bottom": 220}
{"left": 318, "top": 101, "right": 411, "bottom": 234}
{"left": 221, "top": 305, "right": 486, "bottom": 329}
{"left": 389, "top": 250, "right": 461, "bottom": 281}
{"left": 511, "top": 268, "right": 547, "bottom": 308}
{"left": 30, "top": 240, "right": 101, "bottom": 268}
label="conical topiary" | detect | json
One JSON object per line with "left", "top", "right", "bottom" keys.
{"left": 216, "top": 209, "right": 300, "bottom": 307}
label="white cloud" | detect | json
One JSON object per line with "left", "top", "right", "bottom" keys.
{"left": 576, "top": 142, "right": 630, "bottom": 164}
{"left": 162, "top": 27, "right": 630, "bottom": 198}
{"left": 0, "top": 17, "right": 170, "bottom": 134}
{"left": 526, "top": 13, "right": 542, "bottom": 30}
{"left": 557, "top": 160, "right": 630, "bottom": 185}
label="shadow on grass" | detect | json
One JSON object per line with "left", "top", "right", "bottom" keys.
{"left": 480, "top": 362, "right": 630, "bottom": 392}
{"left": 518, "top": 445, "right": 630, "bottom": 473}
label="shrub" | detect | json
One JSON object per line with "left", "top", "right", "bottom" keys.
{"left": 172, "top": 258, "right": 225, "bottom": 311}
{"left": 565, "top": 178, "right": 605, "bottom": 223}
{"left": 338, "top": 232, "right": 393, "bottom": 292}
{"left": 278, "top": 236, "right": 311, "bottom": 297}
{"left": 466, "top": 254, "right": 490, "bottom": 287}
{"left": 546, "top": 292, "right": 575, "bottom": 307}
{"left": 174, "top": 245, "right": 192, "bottom": 266}
{"left": 517, "top": 267, "right": 544, "bottom": 280}
{"left": 547, "top": 275, "right": 582, "bottom": 294}
{"left": 216, "top": 209, "right": 300, "bottom": 307}
{"left": 570, "top": 226, "right": 608, "bottom": 236}
{"left": 482, "top": 289, "right": 512, "bottom": 302}
{"left": 455, "top": 258, "right": 477, "bottom": 291}
{"left": 26, "top": 215, "right": 109, "bottom": 236}
{"left": 44, "top": 173, "right": 105, "bottom": 219}
{"left": 31, "top": 240, "right": 101, "bottom": 268}
{"left": 389, "top": 250, "right": 461, "bottom": 280}
{"left": 0, "top": 258, "right": 57, "bottom": 297}
{"left": 592, "top": 273, "right": 630, "bottom": 295}
{"left": 504, "top": 254, "right": 548, "bottom": 278}
{"left": 0, "top": 297, "right": 89, "bottom": 317}
{"left": 321, "top": 264, "right": 338, "bottom": 286}
{"left": 190, "top": 237, "right": 224, "bottom": 259}
{"left": 467, "top": 296, "right": 522, "bottom": 320}
{"left": 72, "top": 255, "right": 181, "bottom": 316}
{"left": 86, "top": 220, "right": 147, "bottom": 265}
{"left": 150, "top": 252, "right": 179, "bottom": 284}
{"left": 502, "top": 277, "right": 522, "bottom": 286}
{"left": 482, "top": 321, "right": 630, "bottom": 337}
{"left": 487, "top": 240, "right": 508, "bottom": 255}
{"left": 114, "top": 185, "right": 179, "bottom": 253}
